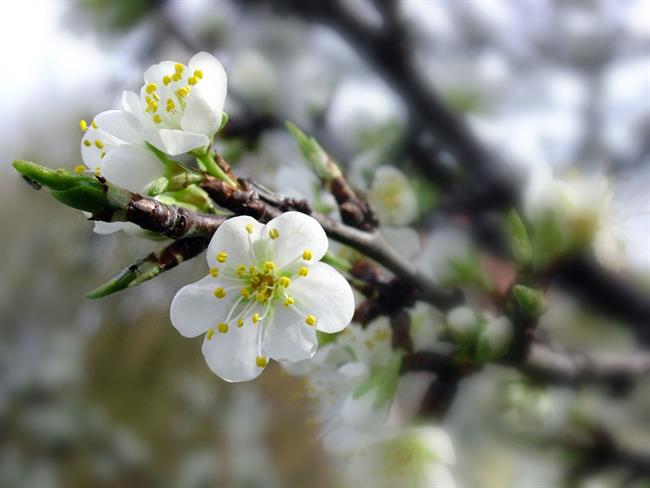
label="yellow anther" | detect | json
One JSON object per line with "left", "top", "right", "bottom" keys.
{"left": 249, "top": 265, "right": 256, "bottom": 274}
{"left": 83, "top": 139, "right": 92, "bottom": 147}
{"left": 264, "top": 261, "right": 275, "bottom": 272}
{"left": 298, "top": 266, "right": 309, "bottom": 277}
{"left": 163, "top": 75, "right": 172, "bottom": 86}
{"left": 279, "top": 276, "right": 291, "bottom": 288}
{"left": 94, "top": 140, "right": 104, "bottom": 149}
{"left": 100, "top": 152, "right": 106, "bottom": 159}
{"left": 240, "top": 288, "right": 251, "bottom": 298}
{"left": 145, "top": 95, "right": 152, "bottom": 103}
{"left": 206, "top": 327, "right": 215, "bottom": 340}
{"left": 145, "top": 82, "right": 158, "bottom": 94}
{"left": 74, "top": 164, "right": 86, "bottom": 174}
{"left": 256, "top": 356, "right": 268, "bottom": 368}
{"left": 175, "top": 63, "right": 184, "bottom": 73}
{"left": 236, "top": 265, "right": 247, "bottom": 276}
{"left": 153, "top": 114, "right": 162, "bottom": 124}
{"left": 188, "top": 76, "right": 198, "bottom": 86}
{"left": 91, "top": 120, "right": 97, "bottom": 129}
{"left": 283, "top": 296, "right": 295, "bottom": 307}
{"left": 209, "top": 267, "right": 219, "bottom": 277}
{"left": 251, "top": 276, "right": 260, "bottom": 286}
{"left": 302, "top": 250, "right": 313, "bottom": 261}
{"left": 193, "top": 69, "right": 203, "bottom": 79}
{"left": 218, "top": 322, "right": 229, "bottom": 333}
{"left": 94, "top": 166, "right": 101, "bottom": 176}
{"left": 252, "top": 313, "right": 260, "bottom": 324}
{"left": 217, "top": 252, "right": 228, "bottom": 263}
{"left": 255, "top": 292, "right": 267, "bottom": 303}
{"left": 172, "top": 72, "right": 182, "bottom": 82}
{"left": 237, "top": 319, "right": 244, "bottom": 328}
{"left": 79, "top": 119, "right": 88, "bottom": 132}
{"left": 245, "top": 223, "right": 254, "bottom": 234}
{"left": 213, "top": 287, "right": 226, "bottom": 299}
{"left": 305, "top": 315, "right": 317, "bottom": 326}
{"left": 268, "top": 228, "right": 279, "bottom": 239}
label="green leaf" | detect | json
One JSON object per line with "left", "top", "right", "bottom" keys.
{"left": 285, "top": 121, "right": 341, "bottom": 181}
{"left": 512, "top": 284, "right": 545, "bottom": 318}
{"left": 507, "top": 209, "right": 532, "bottom": 266}
{"left": 13, "top": 160, "right": 116, "bottom": 213}
{"left": 218, "top": 111, "right": 229, "bottom": 132}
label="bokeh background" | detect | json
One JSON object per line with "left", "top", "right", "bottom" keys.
{"left": 1, "top": 1, "right": 649, "bottom": 487}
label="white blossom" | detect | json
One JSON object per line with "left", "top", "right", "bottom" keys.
{"left": 418, "top": 227, "right": 475, "bottom": 285}
{"left": 342, "top": 426, "right": 456, "bottom": 488}
{"left": 170, "top": 212, "right": 355, "bottom": 382}
{"left": 447, "top": 305, "right": 480, "bottom": 341}
{"left": 478, "top": 315, "right": 513, "bottom": 359}
{"left": 122, "top": 52, "right": 227, "bottom": 156}
{"left": 368, "top": 165, "right": 418, "bottom": 226}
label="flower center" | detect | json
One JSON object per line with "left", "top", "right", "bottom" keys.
{"left": 142, "top": 63, "right": 205, "bottom": 126}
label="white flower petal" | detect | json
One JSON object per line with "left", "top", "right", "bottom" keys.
{"left": 170, "top": 275, "right": 240, "bottom": 338}
{"left": 262, "top": 306, "right": 318, "bottom": 362}
{"left": 201, "top": 322, "right": 264, "bottom": 382}
{"left": 100, "top": 144, "right": 163, "bottom": 193}
{"left": 94, "top": 110, "right": 144, "bottom": 145}
{"left": 264, "top": 211, "right": 328, "bottom": 269}
{"left": 181, "top": 80, "right": 223, "bottom": 137}
{"left": 143, "top": 61, "right": 176, "bottom": 84}
{"left": 206, "top": 215, "right": 264, "bottom": 268}
{"left": 148, "top": 128, "right": 209, "bottom": 156}
{"left": 189, "top": 52, "right": 228, "bottom": 88}
{"left": 289, "top": 262, "right": 354, "bottom": 333}
{"left": 121, "top": 90, "right": 146, "bottom": 125}
{"left": 81, "top": 134, "right": 103, "bottom": 169}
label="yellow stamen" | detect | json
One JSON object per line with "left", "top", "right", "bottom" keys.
{"left": 163, "top": 75, "right": 172, "bottom": 86}
{"left": 279, "top": 276, "right": 291, "bottom": 288}
{"left": 268, "top": 228, "right": 279, "bottom": 239}
{"left": 94, "top": 140, "right": 104, "bottom": 149}
{"left": 217, "top": 252, "right": 228, "bottom": 263}
{"left": 218, "top": 323, "right": 228, "bottom": 333}
{"left": 256, "top": 356, "right": 268, "bottom": 368}
{"left": 74, "top": 164, "right": 86, "bottom": 174}
{"left": 206, "top": 327, "right": 215, "bottom": 340}
{"left": 188, "top": 76, "right": 198, "bottom": 86}
{"left": 209, "top": 267, "right": 219, "bottom": 277}
{"left": 302, "top": 250, "right": 313, "bottom": 261}
{"left": 152, "top": 92, "right": 160, "bottom": 101}
{"left": 175, "top": 63, "right": 184, "bottom": 73}
{"left": 255, "top": 292, "right": 266, "bottom": 303}
{"left": 252, "top": 313, "right": 260, "bottom": 324}
{"left": 91, "top": 120, "right": 97, "bottom": 129}
{"left": 193, "top": 69, "right": 203, "bottom": 79}
{"left": 240, "top": 288, "right": 251, "bottom": 298}
{"left": 264, "top": 261, "right": 275, "bottom": 272}
{"left": 237, "top": 319, "right": 244, "bottom": 328}
{"left": 283, "top": 296, "right": 294, "bottom": 307}
{"left": 100, "top": 152, "right": 106, "bottom": 159}
{"left": 172, "top": 72, "right": 182, "bottom": 82}
{"left": 213, "top": 287, "right": 226, "bottom": 299}
{"left": 298, "top": 266, "right": 309, "bottom": 277}
{"left": 236, "top": 265, "right": 247, "bottom": 276}
{"left": 305, "top": 315, "right": 317, "bottom": 326}
{"left": 79, "top": 119, "right": 88, "bottom": 132}
{"left": 153, "top": 114, "right": 162, "bottom": 124}
{"left": 94, "top": 166, "right": 101, "bottom": 176}
{"left": 245, "top": 223, "right": 254, "bottom": 234}
{"left": 83, "top": 140, "right": 92, "bottom": 147}
{"left": 145, "top": 82, "right": 157, "bottom": 94}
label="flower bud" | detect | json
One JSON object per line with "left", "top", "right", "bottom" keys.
{"left": 446, "top": 306, "right": 480, "bottom": 342}
{"left": 477, "top": 316, "right": 513, "bottom": 361}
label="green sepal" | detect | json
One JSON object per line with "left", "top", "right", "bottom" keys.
{"left": 218, "top": 111, "right": 229, "bottom": 132}
{"left": 512, "top": 284, "right": 545, "bottom": 318}
{"left": 285, "top": 121, "right": 341, "bottom": 181}
{"left": 352, "top": 354, "right": 402, "bottom": 409}
{"left": 507, "top": 209, "right": 533, "bottom": 266}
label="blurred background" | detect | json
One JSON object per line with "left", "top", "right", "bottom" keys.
{"left": 1, "top": 1, "right": 649, "bottom": 487}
